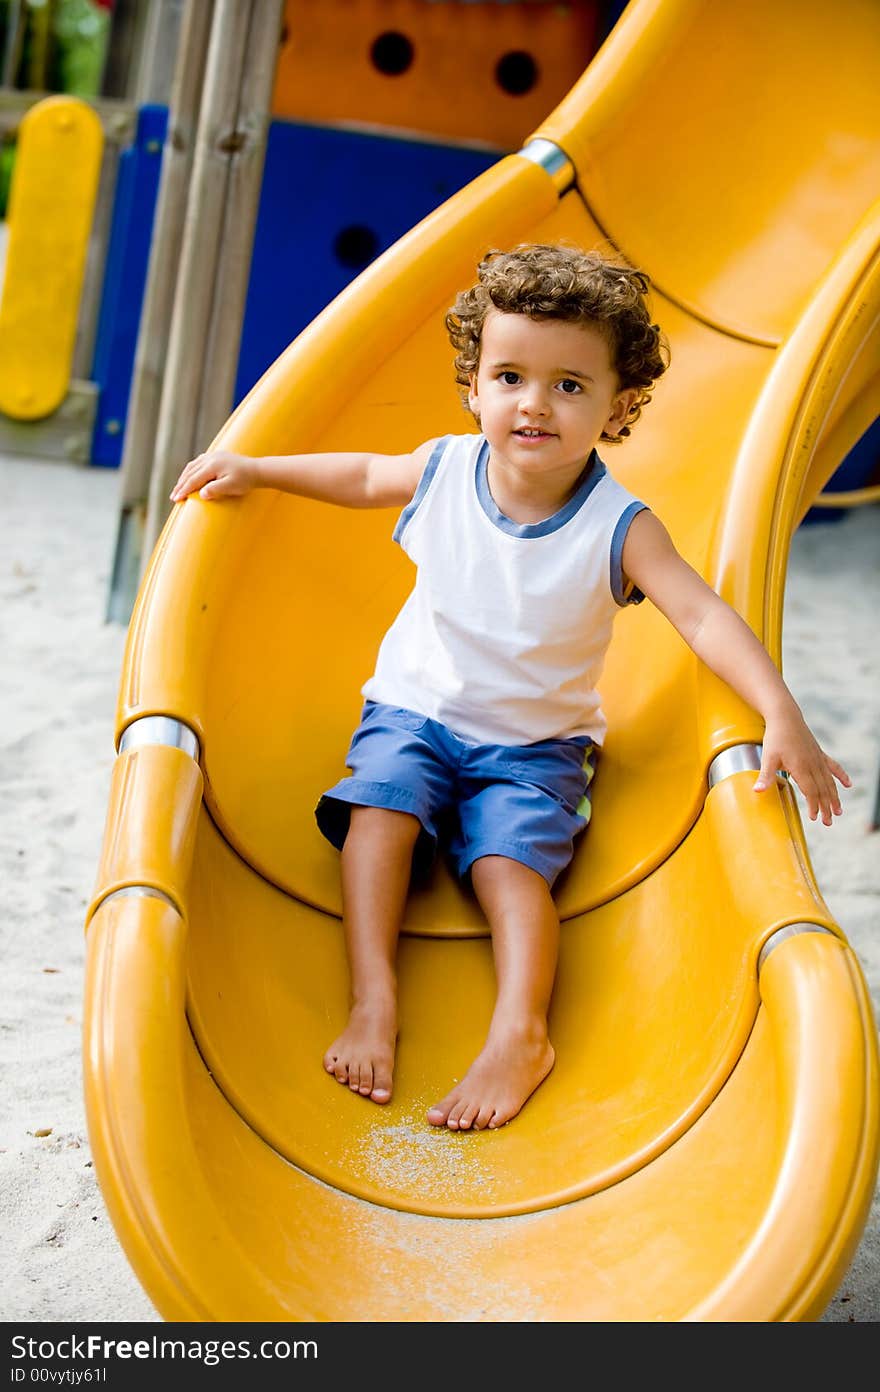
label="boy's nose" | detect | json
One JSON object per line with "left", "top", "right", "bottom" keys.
{"left": 519, "top": 386, "right": 549, "bottom": 416}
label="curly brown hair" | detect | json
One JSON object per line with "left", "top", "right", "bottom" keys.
{"left": 445, "top": 243, "right": 669, "bottom": 443}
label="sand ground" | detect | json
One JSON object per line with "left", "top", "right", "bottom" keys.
{"left": 0, "top": 449, "right": 877, "bottom": 1323}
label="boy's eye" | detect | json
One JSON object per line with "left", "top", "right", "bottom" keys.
{"left": 499, "top": 371, "right": 520, "bottom": 385}
{"left": 558, "top": 379, "right": 582, "bottom": 394}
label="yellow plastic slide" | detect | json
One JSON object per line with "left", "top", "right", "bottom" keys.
{"left": 85, "top": 0, "right": 880, "bottom": 1321}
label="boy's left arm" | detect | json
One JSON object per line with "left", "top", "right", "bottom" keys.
{"left": 621, "top": 510, "right": 852, "bottom": 825}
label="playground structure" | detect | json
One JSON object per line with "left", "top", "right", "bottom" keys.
{"left": 81, "top": 0, "right": 880, "bottom": 1322}
{"left": 0, "top": 0, "right": 614, "bottom": 619}
{"left": 1, "top": 2, "right": 876, "bottom": 609}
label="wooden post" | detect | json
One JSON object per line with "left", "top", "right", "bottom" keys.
{"left": 132, "top": 0, "right": 186, "bottom": 105}
{"left": 100, "top": 0, "right": 154, "bottom": 101}
{"left": 193, "top": 1, "right": 284, "bottom": 451}
{"left": 143, "top": 0, "right": 284, "bottom": 561}
{"left": 106, "top": 0, "right": 284, "bottom": 623}
{"left": 1, "top": 0, "right": 25, "bottom": 88}
{"left": 106, "top": 0, "right": 215, "bottom": 623}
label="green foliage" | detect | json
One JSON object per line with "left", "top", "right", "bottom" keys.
{"left": 0, "top": 139, "right": 15, "bottom": 220}
{"left": 0, "top": 0, "right": 110, "bottom": 96}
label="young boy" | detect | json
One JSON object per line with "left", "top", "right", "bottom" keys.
{"left": 170, "top": 243, "right": 850, "bottom": 1134}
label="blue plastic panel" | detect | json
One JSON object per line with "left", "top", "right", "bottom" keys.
{"left": 233, "top": 119, "right": 501, "bottom": 405}
{"left": 90, "top": 104, "right": 167, "bottom": 467}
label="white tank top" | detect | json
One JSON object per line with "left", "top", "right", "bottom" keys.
{"left": 362, "top": 433, "right": 648, "bottom": 746}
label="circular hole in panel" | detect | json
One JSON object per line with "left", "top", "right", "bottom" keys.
{"left": 333, "top": 225, "right": 381, "bottom": 271}
{"left": 370, "top": 31, "right": 415, "bottom": 76}
{"left": 495, "top": 50, "right": 539, "bottom": 96}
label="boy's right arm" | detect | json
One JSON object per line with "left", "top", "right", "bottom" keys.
{"left": 169, "top": 438, "right": 437, "bottom": 509}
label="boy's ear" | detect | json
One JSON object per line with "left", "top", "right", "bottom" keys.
{"left": 606, "top": 388, "right": 638, "bottom": 436}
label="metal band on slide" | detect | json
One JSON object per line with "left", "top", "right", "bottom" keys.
{"left": 97, "top": 721, "right": 200, "bottom": 920}
{"left": 118, "top": 715, "right": 200, "bottom": 762}
{"left": 708, "top": 744, "right": 761, "bottom": 787}
{"left": 100, "top": 885, "right": 178, "bottom": 909}
{"left": 758, "top": 922, "right": 837, "bottom": 972}
{"left": 518, "top": 138, "right": 576, "bottom": 193}
{"left": 708, "top": 744, "right": 790, "bottom": 789}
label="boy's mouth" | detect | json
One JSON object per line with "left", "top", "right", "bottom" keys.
{"left": 514, "top": 427, "right": 554, "bottom": 440}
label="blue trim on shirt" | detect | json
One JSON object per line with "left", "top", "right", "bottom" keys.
{"left": 475, "top": 439, "right": 606, "bottom": 537}
{"left": 392, "top": 435, "right": 451, "bottom": 544}
{"left": 610, "top": 500, "right": 649, "bottom": 606}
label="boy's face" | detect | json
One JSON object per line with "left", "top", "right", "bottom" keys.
{"left": 468, "top": 312, "right": 636, "bottom": 478}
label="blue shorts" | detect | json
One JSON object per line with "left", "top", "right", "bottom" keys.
{"left": 315, "top": 701, "right": 597, "bottom": 887}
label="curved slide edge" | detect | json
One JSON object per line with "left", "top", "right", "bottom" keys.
{"left": 82, "top": 886, "right": 879, "bottom": 1322}
{"left": 83, "top": 894, "right": 284, "bottom": 1322}
{"left": 686, "top": 930, "right": 880, "bottom": 1321}
{"left": 83, "top": 737, "right": 879, "bottom": 1319}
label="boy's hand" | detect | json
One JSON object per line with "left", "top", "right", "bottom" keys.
{"left": 753, "top": 705, "right": 852, "bottom": 825}
{"left": 170, "top": 451, "right": 257, "bottom": 502}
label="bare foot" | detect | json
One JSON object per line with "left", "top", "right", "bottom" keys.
{"left": 323, "top": 999, "right": 397, "bottom": 1104}
{"left": 426, "top": 1024, "right": 555, "bottom": 1131}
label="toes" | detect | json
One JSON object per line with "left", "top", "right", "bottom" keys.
{"left": 446, "top": 1099, "right": 471, "bottom": 1131}
{"left": 427, "top": 1094, "right": 495, "bottom": 1131}
{"left": 472, "top": 1103, "right": 496, "bottom": 1131}
{"left": 324, "top": 1045, "right": 394, "bottom": 1103}
{"left": 371, "top": 1066, "right": 393, "bottom": 1103}
{"left": 457, "top": 1101, "right": 483, "bottom": 1131}
{"left": 427, "top": 1094, "right": 515, "bottom": 1131}
{"left": 325, "top": 1050, "right": 349, "bottom": 1085}
{"left": 426, "top": 1094, "right": 456, "bottom": 1127}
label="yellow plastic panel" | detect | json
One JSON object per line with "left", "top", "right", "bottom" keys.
{"left": 688, "top": 931, "right": 880, "bottom": 1321}
{"left": 535, "top": 0, "right": 880, "bottom": 342}
{"left": 0, "top": 96, "right": 103, "bottom": 419}
{"left": 84, "top": 895, "right": 286, "bottom": 1321}
{"left": 86, "top": 892, "right": 877, "bottom": 1323}
{"left": 695, "top": 198, "right": 880, "bottom": 695}
{"left": 184, "top": 773, "right": 835, "bottom": 1219}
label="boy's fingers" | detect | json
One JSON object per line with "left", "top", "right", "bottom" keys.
{"left": 170, "top": 469, "right": 192, "bottom": 498}
{"left": 809, "top": 767, "right": 838, "bottom": 823}
{"left": 814, "top": 762, "right": 846, "bottom": 822}
{"left": 823, "top": 776, "right": 843, "bottom": 820}
{"left": 753, "top": 748, "right": 779, "bottom": 791}
{"left": 172, "top": 460, "right": 216, "bottom": 500}
{"left": 754, "top": 747, "right": 848, "bottom": 825}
